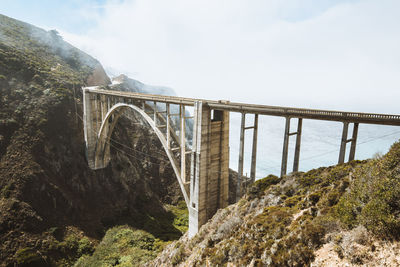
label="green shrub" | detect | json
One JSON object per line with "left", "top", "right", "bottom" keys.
{"left": 284, "top": 195, "right": 302, "bottom": 208}
{"left": 75, "top": 226, "right": 160, "bottom": 267}
{"left": 1, "top": 182, "right": 14, "bottom": 198}
{"left": 308, "top": 191, "right": 322, "bottom": 205}
{"left": 165, "top": 200, "right": 189, "bottom": 233}
{"left": 247, "top": 174, "right": 280, "bottom": 199}
{"left": 336, "top": 141, "right": 400, "bottom": 239}
{"left": 171, "top": 244, "right": 185, "bottom": 266}
{"left": 78, "top": 237, "right": 94, "bottom": 256}
{"left": 15, "top": 248, "right": 46, "bottom": 266}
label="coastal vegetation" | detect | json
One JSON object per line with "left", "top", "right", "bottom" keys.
{"left": 154, "top": 142, "right": 400, "bottom": 266}
{"left": 1, "top": 13, "right": 400, "bottom": 266}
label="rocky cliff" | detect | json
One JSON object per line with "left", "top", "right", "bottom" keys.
{"left": 0, "top": 14, "right": 183, "bottom": 266}
{"left": 154, "top": 142, "right": 400, "bottom": 266}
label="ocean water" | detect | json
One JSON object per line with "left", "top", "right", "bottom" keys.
{"left": 227, "top": 113, "right": 400, "bottom": 179}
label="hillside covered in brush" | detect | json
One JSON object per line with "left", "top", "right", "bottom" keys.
{"left": 2, "top": 12, "right": 400, "bottom": 267}
{"left": 154, "top": 141, "right": 400, "bottom": 266}
{"left": 0, "top": 14, "right": 186, "bottom": 266}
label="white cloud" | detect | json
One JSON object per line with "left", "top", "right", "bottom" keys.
{"left": 62, "top": 0, "right": 400, "bottom": 113}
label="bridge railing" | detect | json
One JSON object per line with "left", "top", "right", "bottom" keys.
{"left": 86, "top": 87, "right": 400, "bottom": 126}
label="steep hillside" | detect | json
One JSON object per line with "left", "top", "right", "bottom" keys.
{"left": 111, "top": 74, "right": 176, "bottom": 96}
{"left": 0, "top": 14, "right": 183, "bottom": 266}
{"left": 154, "top": 141, "right": 400, "bottom": 266}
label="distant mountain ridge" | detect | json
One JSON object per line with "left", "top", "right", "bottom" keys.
{"left": 109, "top": 74, "right": 194, "bottom": 142}
{"left": 111, "top": 74, "right": 176, "bottom": 96}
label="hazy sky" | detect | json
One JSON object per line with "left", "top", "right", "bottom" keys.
{"left": 2, "top": 0, "right": 400, "bottom": 113}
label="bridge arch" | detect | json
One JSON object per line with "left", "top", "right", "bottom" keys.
{"left": 83, "top": 89, "right": 231, "bottom": 237}
{"left": 94, "top": 103, "right": 189, "bottom": 205}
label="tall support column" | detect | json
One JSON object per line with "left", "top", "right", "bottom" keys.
{"left": 153, "top": 101, "right": 157, "bottom": 126}
{"left": 189, "top": 101, "right": 202, "bottom": 238}
{"left": 349, "top": 123, "right": 359, "bottom": 161}
{"left": 100, "top": 95, "right": 104, "bottom": 121}
{"left": 293, "top": 118, "right": 303, "bottom": 172}
{"left": 83, "top": 90, "right": 95, "bottom": 168}
{"left": 166, "top": 103, "right": 171, "bottom": 149}
{"left": 237, "top": 113, "right": 246, "bottom": 202}
{"left": 94, "top": 95, "right": 100, "bottom": 133}
{"left": 281, "top": 117, "right": 291, "bottom": 177}
{"left": 180, "top": 105, "right": 186, "bottom": 183}
{"left": 338, "top": 122, "right": 349, "bottom": 164}
{"left": 101, "top": 95, "right": 108, "bottom": 122}
{"left": 84, "top": 90, "right": 112, "bottom": 169}
{"left": 189, "top": 103, "right": 230, "bottom": 238}
{"left": 250, "top": 114, "right": 259, "bottom": 182}
{"left": 218, "top": 110, "right": 230, "bottom": 209}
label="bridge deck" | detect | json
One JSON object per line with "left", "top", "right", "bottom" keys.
{"left": 85, "top": 87, "right": 400, "bottom": 126}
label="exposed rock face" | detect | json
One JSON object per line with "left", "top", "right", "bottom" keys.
{"left": 86, "top": 64, "right": 111, "bottom": 86}
{"left": 111, "top": 74, "right": 176, "bottom": 96}
{"left": 312, "top": 226, "right": 400, "bottom": 266}
{"left": 153, "top": 141, "right": 400, "bottom": 266}
{"left": 0, "top": 14, "right": 181, "bottom": 266}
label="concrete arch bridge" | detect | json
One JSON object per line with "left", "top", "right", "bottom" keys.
{"left": 83, "top": 87, "right": 400, "bottom": 237}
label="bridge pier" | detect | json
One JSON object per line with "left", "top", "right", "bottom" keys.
{"left": 237, "top": 113, "right": 246, "bottom": 201}
{"left": 338, "top": 122, "right": 359, "bottom": 164}
{"left": 281, "top": 117, "right": 303, "bottom": 177}
{"left": 281, "top": 117, "right": 291, "bottom": 177}
{"left": 293, "top": 118, "right": 303, "bottom": 172}
{"left": 189, "top": 102, "right": 229, "bottom": 237}
{"left": 349, "top": 123, "right": 359, "bottom": 161}
{"left": 84, "top": 91, "right": 108, "bottom": 169}
{"left": 250, "top": 114, "right": 259, "bottom": 183}
{"left": 236, "top": 113, "right": 259, "bottom": 201}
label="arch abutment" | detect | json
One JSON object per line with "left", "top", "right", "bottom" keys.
{"left": 189, "top": 101, "right": 203, "bottom": 237}
{"left": 83, "top": 89, "right": 98, "bottom": 168}
{"left": 237, "top": 113, "right": 246, "bottom": 201}
{"left": 189, "top": 102, "right": 229, "bottom": 238}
